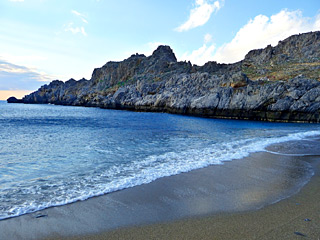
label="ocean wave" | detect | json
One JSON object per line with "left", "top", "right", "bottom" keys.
{"left": 1, "top": 129, "right": 319, "bottom": 220}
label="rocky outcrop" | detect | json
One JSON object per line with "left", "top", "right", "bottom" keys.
{"left": 242, "top": 31, "right": 320, "bottom": 81}
{"left": 7, "top": 97, "right": 23, "bottom": 103}
{"left": 9, "top": 31, "right": 320, "bottom": 123}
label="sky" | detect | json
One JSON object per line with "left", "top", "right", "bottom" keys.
{"left": 0, "top": 0, "right": 319, "bottom": 100}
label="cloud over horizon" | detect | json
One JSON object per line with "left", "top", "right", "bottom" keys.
{"left": 0, "top": 59, "right": 51, "bottom": 91}
{"left": 175, "top": 0, "right": 223, "bottom": 32}
{"left": 0, "top": 90, "right": 32, "bottom": 100}
{"left": 180, "top": 9, "right": 320, "bottom": 65}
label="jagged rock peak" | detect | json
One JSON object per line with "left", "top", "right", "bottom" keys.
{"left": 129, "top": 53, "right": 146, "bottom": 59}
{"left": 152, "top": 45, "right": 177, "bottom": 62}
{"left": 244, "top": 31, "right": 320, "bottom": 64}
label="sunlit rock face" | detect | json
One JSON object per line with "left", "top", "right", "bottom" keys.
{"left": 13, "top": 31, "right": 320, "bottom": 123}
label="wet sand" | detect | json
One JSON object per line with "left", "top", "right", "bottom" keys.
{"left": 69, "top": 162, "right": 320, "bottom": 240}
{"left": 0, "top": 138, "right": 319, "bottom": 240}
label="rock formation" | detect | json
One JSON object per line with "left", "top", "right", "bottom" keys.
{"left": 8, "top": 31, "right": 320, "bottom": 122}
{"left": 7, "top": 97, "right": 23, "bottom": 103}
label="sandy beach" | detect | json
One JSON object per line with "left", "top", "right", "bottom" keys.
{"left": 69, "top": 155, "right": 320, "bottom": 240}
{"left": 0, "top": 138, "right": 319, "bottom": 240}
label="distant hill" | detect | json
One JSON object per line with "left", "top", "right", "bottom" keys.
{"left": 9, "top": 31, "right": 320, "bottom": 123}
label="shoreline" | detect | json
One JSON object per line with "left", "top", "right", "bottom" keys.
{"left": 7, "top": 100, "right": 320, "bottom": 124}
{"left": 63, "top": 138, "right": 320, "bottom": 240}
{"left": 0, "top": 138, "right": 319, "bottom": 239}
{"left": 69, "top": 153, "right": 320, "bottom": 240}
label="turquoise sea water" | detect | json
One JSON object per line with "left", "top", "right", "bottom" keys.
{"left": 0, "top": 101, "right": 319, "bottom": 220}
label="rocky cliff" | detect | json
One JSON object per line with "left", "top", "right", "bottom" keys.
{"left": 10, "top": 31, "right": 320, "bottom": 122}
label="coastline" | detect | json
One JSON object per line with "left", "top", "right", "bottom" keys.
{"left": 68, "top": 153, "right": 320, "bottom": 240}
{"left": 0, "top": 138, "right": 319, "bottom": 239}
{"left": 14, "top": 32, "right": 320, "bottom": 124}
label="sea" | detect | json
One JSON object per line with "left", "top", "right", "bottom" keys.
{"left": 0, "top": 100, "right": 319, "bottom": 220}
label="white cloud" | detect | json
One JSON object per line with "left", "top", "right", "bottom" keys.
{"left": 80, "top": 27, "right": 87, "bottom": 36}
{"left": 175, "top": 0, "right": 223, "bottom": 32}
{"left": 180, "top": 34, "right": 216, "bottom": 65}
{"left": 204, "top": 33, "right": 213, "bottom": 43}
{"left": 0, "top": 59, "right": 52, "bottom": 92}
{"left": 180, "top": 10, "right": 320, "bottom": 65}
{"left": 64, "top": 22, "right": 87, "bottom": 36}
{"left": 213, "top": 10, "right": 320, "bottom": 63}
{"left": 0, "top": 61, "right": 52, "bottom": 82}
{"left": 315, "top": 14, "right": 320, "bottom": 29}
{"left": 71, "top": 10, "right": 88, "bottom": 24}
{"left": 63, "top": 10, "right": 88, "bottom": 36}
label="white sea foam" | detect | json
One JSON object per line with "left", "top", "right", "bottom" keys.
{"left": 1, "top": 129, "right": 319, "bottom": 220}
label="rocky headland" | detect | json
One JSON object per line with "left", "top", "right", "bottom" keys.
{"left": 8, "top": 31, "right": 320, "bottom": 122}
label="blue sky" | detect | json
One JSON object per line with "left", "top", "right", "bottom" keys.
{"left": 0, "top": 0, "right": 319, "bottom": 99}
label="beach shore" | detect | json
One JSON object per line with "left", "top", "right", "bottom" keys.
{"left": 67, "top": 155, "right": 320, "bottom": 240}
{"left": 0, "top": 138, "right": 319, "bottom": 240}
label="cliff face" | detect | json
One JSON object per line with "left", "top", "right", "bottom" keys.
{"left": 16, "top": 31, "right": 320, "bottom": 122}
